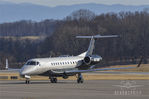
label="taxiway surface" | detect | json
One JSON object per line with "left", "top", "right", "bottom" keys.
{"left": 0, "top": 80, "right": 149, "bottom": 99}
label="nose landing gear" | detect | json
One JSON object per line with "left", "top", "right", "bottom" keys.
{"left": 24, "top": 75, "right": 31, "bottom": 84}
{"left": 25, "top": 79, "right": 30, "bottom": 84}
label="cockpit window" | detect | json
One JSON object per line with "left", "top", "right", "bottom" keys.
{"left": 37, "top": 62, "right": 39, "bottom": 65}
{"left": 26, "top": 61, "right": 39, "bottom": 65}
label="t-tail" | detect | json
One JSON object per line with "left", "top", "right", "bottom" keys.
{"left": 77, "top": 35, "right": 118, "bottom": 57}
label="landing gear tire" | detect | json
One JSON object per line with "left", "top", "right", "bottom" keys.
{"left": 77, "top": 73, "right": 84, "bottom": 83}
{"left": 50, "top": 77, "right": 57, "bottom": 83}
{"left": 77, "top": 78, "right": 84, "bottom": 83}
{"left": 25, "top": 79, "right": 30, "bottom": 84}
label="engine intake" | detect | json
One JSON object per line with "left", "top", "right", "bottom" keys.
{"left": 83, "top": 55, "right": 102, "bottom": 65}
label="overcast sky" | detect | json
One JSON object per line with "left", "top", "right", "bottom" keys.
{"left": 2, "top": 0, "right": 149, "bottom": 7}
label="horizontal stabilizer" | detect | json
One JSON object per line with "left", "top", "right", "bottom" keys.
{"left": 76, "top": 35, "right": 118, "bottom": 39}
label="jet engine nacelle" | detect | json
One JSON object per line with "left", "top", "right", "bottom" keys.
{"left": 83, "top": 55, "right": 102, "bottom": 65}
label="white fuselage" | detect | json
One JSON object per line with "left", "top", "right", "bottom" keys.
{"left": 20, "top": 56, "right": 84, "bottom": 76}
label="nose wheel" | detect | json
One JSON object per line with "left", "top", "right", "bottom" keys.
{"left": 25, "top": 79, "right": 30, "bottom": 84}
{"left": 77, "top": 73, "right": 84, "bottom": 83}
{"left": 24, "top": 75, "right": 31, "bottom": 84}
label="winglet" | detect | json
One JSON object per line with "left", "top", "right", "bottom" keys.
{"left": 137, "top": 56, "right": 143, "bottom": 67}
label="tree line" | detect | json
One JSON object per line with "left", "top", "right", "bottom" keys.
{"left": 0, "top": 9, "right": 149, "bottom": 69}
{"left": 0, "top": 19, "right": 60, "bottom": 36}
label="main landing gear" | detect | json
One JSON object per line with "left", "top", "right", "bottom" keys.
{"left": 50, "top": 77, "right": 57, "bottom": 83}
{"left": 49, "top": 74, "right": 84, "bottom": 83}
{"left": 77, "top": 73, "right": 84, "bottom": 83}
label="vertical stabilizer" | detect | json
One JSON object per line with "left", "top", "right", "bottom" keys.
{"left": 86, "top": 37, "right": 95, "bottom": 56}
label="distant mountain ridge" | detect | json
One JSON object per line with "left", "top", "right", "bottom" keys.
{"left": 0, "top": 2, "right": 149, "bottom": 23}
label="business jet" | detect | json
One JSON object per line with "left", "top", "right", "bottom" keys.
{"left": 6, "top": 35, "right": 141, "bottom": 84}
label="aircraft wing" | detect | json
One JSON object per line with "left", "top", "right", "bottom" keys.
{"left": 65, "top": 56, "right": 142, "bottom": 74}
{"left": 65, "top": 67, "right": 136, "bottom": 74}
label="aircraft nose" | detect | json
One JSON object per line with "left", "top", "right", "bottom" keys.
{"left": 20, "top": 68, "right": 29, "bottom": 75}
{"left": 20, "top": 66, "right": 34, "bottom": 75}
{"left": 20, "top": 70, "right": 28, "bottom": 75}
